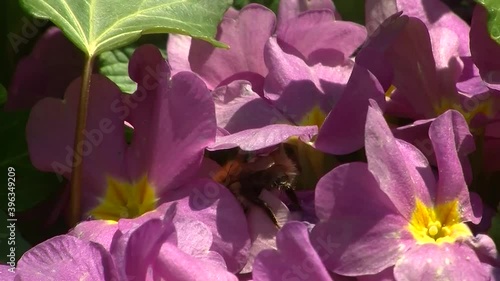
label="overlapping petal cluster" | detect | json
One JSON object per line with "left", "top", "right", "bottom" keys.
{"left": 4, "top": 0, "right": 500, "bottom": 280}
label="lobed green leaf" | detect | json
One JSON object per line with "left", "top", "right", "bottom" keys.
{"left": 20, "top": 0, "right": 232, "bottom": 57}
{"left": 477, "top": 0, "right": 500, "bottom": 44}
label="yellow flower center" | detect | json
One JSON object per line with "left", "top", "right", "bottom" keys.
{"left": 89, "top": 175, "right": 157, "bottom": 221}
{"left": 433, "top": 98, "right": 493, "bottom": 125}
{"left": 300, "top": 105, "right": 327, "bottom": 130}
{"left": 408, "top": 199, "right": 472, "bottom": 245}
{"left": 286, "top": 106, "right": 337, "bottom": 189}
{"left": 385, "top": 85, "right": 397, "bottom": 101}
{"left": 385, "top": 85, "right": 493, "bottom": 125}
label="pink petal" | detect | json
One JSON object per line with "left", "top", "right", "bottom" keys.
{"left": 126, "top": 45, "right": 216, "bottom": 194}
{"left": 365, "top": 0, "right": 470, "bottom": 56}
{"left": 277, "top": 0, "right": 338, "bottom": 25}
{"left": 311, "top": 214, "right": 411, "bottom": 276}
{"left": 394, "top": 243, "right": 488, "bottom": 280}
{"left": 429, "top": 110, "right": 480, "bottom": 223}
{"left": 6, "top": 27, "right": 86, "bottom": 110}
{"left": 315, "top": 65, "right": 386, "bottom": 155}
{"left": 253, "top": 222, "right": 332, "bottom": 281}
{"left": 241, "top": 190, "right": 292, "bottom": 274}
{"left": 277, "top": 10, "right": 366, "bottom": 62}
{"left": 69, "top": 220, "right": 119, "bottom": 251}
{"left": 365, "top": 103, "right": 430, "bottom": 218}
{"left": 213, "top": 80, "right": 288, "bottom": 133}
{"left": 188, "top": 4, "right": 275, "bottom": 89}
{"left": 167, "top": 34, "right": 193, "bottom": 75}
{"left": 17, "top": 235, "right": 118, "bottom": 280}
{"left": 208, "top": 124, "right": 317, "bottom": 151}
{"left": 26, "top": 74, "right": 128, "bottom": 215}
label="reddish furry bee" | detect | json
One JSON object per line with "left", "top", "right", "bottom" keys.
{"left": 211, "top": 145, "right": 301, "bottom": 227}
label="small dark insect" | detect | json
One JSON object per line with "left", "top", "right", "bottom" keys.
{"left": 211, "top": 145, "right": 301, "bottom": 228}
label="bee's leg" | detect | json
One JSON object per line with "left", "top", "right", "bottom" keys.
{"left": 248, "top": 196, "right": 280, "bottom": 228}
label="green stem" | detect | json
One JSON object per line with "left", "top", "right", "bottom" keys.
{"left": 69, "top": 55, "right": 94, "bottom": 227}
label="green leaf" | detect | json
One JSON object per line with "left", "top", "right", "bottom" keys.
{"left": 477, "top": 0, "right": 500, "bottom": 44}
{"left": 97, "top": 34, "right": 167, "bottom": 94}
{"left": 0, "top": 109, "right": 62, "bottom": 212}
{"left": 0, "top": 210, "right": 31, "bottom": 263}
{"left": 19, "top": 0, "right": 232, "bottom": 57}
{"left": 334, "top": 0, "right": 365, "bottom": 25}
{"left": 233, "top": 0, "right": 251, "bottom": 10}
{"left": 98, "top": 46, "right": 137, "bottom": 94}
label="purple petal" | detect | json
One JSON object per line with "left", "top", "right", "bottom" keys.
{"left": 113, "top": 218, "right": 174, "bottom": 281}
{"left": 357, "top": 267, "right": 396, "bottom": 281}
{"left": 365, "top": 0, "right": 470, "bottom": 56}
{"left": 395, "top": 139, "right": 437, "bottom": 198}
{"left": 187, "top": 4, "right": 275, "bottom": 89}
{"left": 0, "top": 265, "right": 15, "bottom": 280}
{"left": 315, "top": 65, "right": 386, "bottom": 155}
{"left": 126, "top": 46, "right": 216, "bottom": 194}
{"left": 173, "top": 217, "right": 213, "bottom": 257}
{"left": 6, "top": 27, "right": 86, "bottom": 110}
{"left": 225, "top": 7, "right": 239, "bottom": 19}
{"left": 457, "top": 76, "right": 489, "bottom": 97}
{"left": 167, "top": 34, "right": 192, "bottom": 75}
{"left": 277, "top": 0, "right": 338, "bottom": 25}
{"left": 393, "top": 118, "right": 436, "bottom": 163}
{"left": 470, "top": 5, "right": 500, "bottom": 84}
{"left": 294, "top": 190, "right": 318, "bottom": 224}
{"left": 394, "top": 118, "right": 475, "bottom": 185}
{"left": 264, "top": 36, "right": 325, "bottom": 100}
{"left": 429, "top": 110, "right": 480, "bottom": 224}
{"left": 314, "top": 162, "right": 398, "bottom": 222}
{"left": 311, "top": 213, "right": 411, "bottom": 276}
{"left": 253, "top": 222, "right": 332, "bottom": 281}
{"left": 128, "top": 44, "right": 170, "bottom": 83}
{"left": 116, "top": 200, "right": 178, "bottom": 235}
{"left": 466, "top": 234, "right": 500, "bottom": 268}
{"left": 387, "top": 17, "right": 453, "bottom": 118}
{"left": 312, "top": 162, "right": 412, "bottom": 275}
{"left": 429, "top": 27, "right": 464, "bottom": 88}
{"left": 241, "top": 190, "right": 292, "bottom": 274}
{"left": 365, "top": 104, "right": 430, "bottom": 218}
{"left": 164, "top": 179, "right": 250, "bottom": 273}
{"left": 356, "top": 13, "right": 408, "bottom": 89}
{"left": 277, "top": 10, "right": 366, "bottom": 62}
{"left": 264, "top": 36, "right": 354, "bottom": 110}
{"left": 264, "top": 36, "right": 351, "bottom": 121}
{"left": 394, "top": 243, "right": 488, "bottom": 280}
{"left": 69, "top": 220, "right": 119, "bottom": 251}
{"left": 154, "top": 243, "right": 238, "bottom": 281}
{"left": 26, "top": 74, "right": 128, "bottom": 215}
{"left": 208, "top": 124, "right": 317, "bottom": 151}
{"left": 213, "top": 80, "right": 288, "bottom": 133}
{"left": 16, "top": 235, "right": 118, "bottom": 280}
{"left": 113, "top": 180, "right": 248, "bottom": 273}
